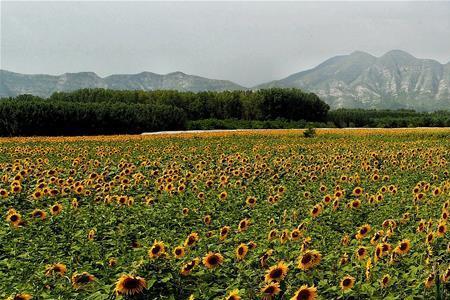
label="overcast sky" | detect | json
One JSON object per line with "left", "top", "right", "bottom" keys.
{"left": 1, "top": 1, "right": 450, "bottom": 86}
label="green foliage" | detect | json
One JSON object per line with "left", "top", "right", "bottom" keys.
{"left": 0, "top": 88, "right": 330, "bottom": 136}
{"left": 328, "top": 109, "right": 450, "bottom": 128}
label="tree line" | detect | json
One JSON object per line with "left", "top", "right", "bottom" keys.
{"left": 0, "top": 88, "right": 329, "bottom": 136}
{"left": 1, "top": 88, "right": 450, "bottom": 136}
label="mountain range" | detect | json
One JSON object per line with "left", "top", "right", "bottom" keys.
{"left": 1, "top": 50, "right": 449, "bottom": 111}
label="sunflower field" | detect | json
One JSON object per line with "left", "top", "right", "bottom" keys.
{"left": 1, "top": 129, "right": 449, "bottom": 300}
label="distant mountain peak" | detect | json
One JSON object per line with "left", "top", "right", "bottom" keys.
{"left": 382, "top": 49, "right": 416, "bottom": 59}
{"left": 349, "top": 50, "right": 375, "bottom": 58}
{"left": 257, "top": 50, "right": 450, "bottom": 111}
{"left": 168, "top": 71, "right": 187, "bottom": 76}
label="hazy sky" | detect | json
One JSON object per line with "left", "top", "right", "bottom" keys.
{"left": 1, "top": 1, "right": 450, "bottom": 86}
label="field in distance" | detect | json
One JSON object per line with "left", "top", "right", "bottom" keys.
{"left": 1, "top": 128, "right": 449, "bottom": 299}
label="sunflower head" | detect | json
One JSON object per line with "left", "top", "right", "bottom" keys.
{"left": 184, "top": 232, "right": 199, "bottom": 247}
{"left": 297, "top": 250, "right": 322, "bottom": 271}
{"left": 7, "top": 212, "right": 22, "bottom": 227}
{"left": 238, "top": 218, "right": 250, "bottom": 232}
{"left": 173, "top": 246, "right": 186, "bottom": 259}
{"left": 31, "top": 209, "right": 47, "bottom": 220}
{"left": 71, "top": 272, "right": 95, "bottom": 288}
{"left": 265, "top": 261, "right": 289, "bottom": 282}
{"left": 290, "top": 285, "right": 317, "bottom": 300}
{"left": 181, "top": 258, "right": 200, "bottom": 276}
{"left": 148, "top": 240, "right": 166, "bottom": 258}
{"left": 261, "top": 282, "right": 281, "bottom": 297}
{"left": 355, "top": 246, "right": 368, "bottom": 260}
{"left": 12, "top": 294, "right": 32, "bottom": 300}
{"left": 50, "top": 203, "right": 63, "bottom": 215}
{"left": 45, "top": 263, "right": 67, "bottom": 277}
{"left": 424, "top": 273, "right": 435, "bottom": 288}
{"left": 203, "top": 252, "right": 223, "bottom": 269}
{"left": 246, "top": 196, "right": 257, "bottom": 207}
{"left": 340, "top": 275, "right": 355, "bottom": 291}
{"left": 225, "top": 289, "right": 241, "bottom": 300}
{"left": 220, "top": 226, "right": 230, "bottom": 240}
{"left": 380, "top": 274, "right": 390, "bottom": 288}
{"left": 235, "top": 243, "right": 249, "bottom": 260}
{"left": 115, "top": 274, "right": 147, "bottom": 296}
{"left": 394, "top": 239, "right": 411, "bottom": 255}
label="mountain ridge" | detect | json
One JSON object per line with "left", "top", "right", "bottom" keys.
{"left": 256, "top": 50, "right": 450, "bottom": 111}
{"left": 1, "top": 50, "right": 450, "bottom": 111}
{"left": 0, "top": 69, "right": 245, "bottom": 97}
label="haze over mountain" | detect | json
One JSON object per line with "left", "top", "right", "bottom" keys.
{"left": 1, "top": 50, "right": 449, "bottom": 111}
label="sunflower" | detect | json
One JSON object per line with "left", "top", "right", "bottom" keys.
{"left": 332, "top": 199, "right": 340, "bottom": 211}
{"left": 370, "top": 230, "right": 384, "bottom": 245}
{"left": 88, "top": 229, "right": 96, "bottom": 241}
{"left": 218, "top": 191, "right": 228, "bottom": 200}
{"left": 280, "top": 230, "right": 290, "bottom": 244}
{"left": 10, "top": 294, "right": 32, "bottom": 300}
{"left": 339, "top": 253, "right": 349, "bottom": 265}
{"left": 235, "top": 243, "right": 249, "bottom": 260}
{"left": 31, "top": 209, "right": 47, "bottom": 220}
{"left": 265, "top": 261, "right": 288, "bottom": 282}
{"left": 290, "top": 228, "right": 302, "bottom": 240}
{"left": 340, "top": 275, "right": 355, "bottom": 291}
{"left": 50, "top": 203, "right": 63, "bottom": 215}
{"left": 260, "top": 282, "right": 281, "bottom": 298}
{"left": 297, "top": 250, "right": 322, "bottom": 271}
{"left": 71, "top": 272, "right": 95, "bottom": 288}
{"left": 290, "top": 285, "right": 317, "bottom": 300}
{"left": 181, "top": 258, "right": 200, "bottom": 276}
{"left": 246, "top": 196, "right": 257, "bottom": 208}
{"left": 0, "top": 189, "right": 9, "bottom": 198}
{"left": 380, "top": 274, "right": 390, "bottom": 288}
{"left": 148, "top": 240, "right": 166, "bottom": 258}
{"left": 436, "top": 222, "right": 447, "bottom": 237}
{"left": 202, "top": 252, "right": 224, "bottom": 269}
{"left": 350, "top": 199, "right": 361, "bottom": 209}
{"left": 219, "top": 226, "right": 230, "bottom": 241}
{"left": 45, "top": 263, "right": 67, "bottom": 276}
{"left": 268, "top": 229, "right": 278, "bottom": 241}
{"left": 341, "top": 235, "right": 350, "bottom": 246}
{"left": 238, "top": 218, "right": 250, "bottom": 232}
{"left": 310, "top": 204, "right": 322, "bottom": 218}
{"left": 356, "top": 224, "right": 371, "bottom": 240}
{"left": 355, "top": 246, "right": 368, "bottom": 260}
{"left": 203, "top": 215, "right": 212, "bottom": 225}
{"left": 259, "top": 249, "right": 273, "bottom": 268}
{"left": 173, "top": 246, "right": 186, "bottom": 259}
{"left": 426, "top": 232, "right": 434, "bottom": 244}
{"left": 32, "top": 190, "right": 43, "bottom": 200}
{"left": 442, "top": 266, "right": 450, "bottom": 283}
{"left": 323, "top": 194, "right": 332, "bottom": 204}
{"left": 6, "top": 212, "right": 22, "bottom": 227}
{"left": 352, "top": 186, "right": 363, "bottom": 196}
{"left": 424, "top": 273, "right": 435, "bottom": 288}
{"left": 394, "top": 239, "right": 411, "bottom": 255}
{"left": 108, "top": 258, "right": 117, "bottom": 267}
{"left": 248, "top": 240, "right": 257, "bottom": 249}
{"left": 115, "top": 274, "right": 147, "bottom": 296}
{"left": 184, "top": 232, "right": 199, "bottom": 247}
{"left": 224, "top": 289, "right": 241, "bottom": 300}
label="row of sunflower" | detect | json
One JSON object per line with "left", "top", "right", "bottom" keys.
{"left": 0, "top": 130, "right": 449, "bottom": 299}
